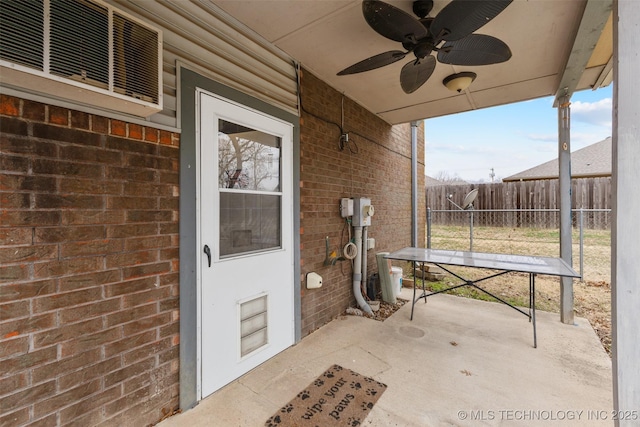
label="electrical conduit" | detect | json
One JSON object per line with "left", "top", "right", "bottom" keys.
{"left": 353, "top": 226, "right": 373, "bottom": 315}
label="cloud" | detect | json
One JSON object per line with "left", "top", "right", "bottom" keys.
{"left": 571, "top": 98, "right": 612, "bottom": 127}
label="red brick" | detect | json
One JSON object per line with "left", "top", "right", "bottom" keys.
{"left": 35, "top": 225, "right": 105, "bottom": 243}
{"left": 122, "top": 287, "right": 171, "bottom": 309}
{"left": 159, "top": 130, "right": 171, "bottom": 145}
{"left": 0, "top": 244, "right": 57, "bottom": 264}
{"left": 33, "top": 158, "right": 102, "bottom": 178}
{"left": 32, "top": 122, "right": 102, "bottom": 146}
{"left": 35, "top": 193, "right": 104, "bottom": 209}
{"left": 22, "top": 99, "right": 45, "bottom": 121}
{"left": 0, "top": 191, "right": 30, "bottom": 209}
{"left": 0, "top": 372, "right": 28, "bottom": 397}
{"left": 122, "top": 312, "right": 171, "bottom": 336}
{"left": 1, "top": 312, "right": 56, "bottom": 340}
{"left": 106, "top": 223, "right": 157, "bottom": 238}
{"left": 58, "top": 356, "right": 121, "bottom": 391}
{"left": 2, "top": 346, "right": 57, "bottom": 376}
{"left": 60, "top": 144, "right": 120, "bottom": 164}
{"left": 60, "top": 298, "right": 121, "bottom": 324}
{"left": 61, "top": 210, "right": 125, "bottom": 226}
{"left": 62, "top": 408, "right": 104, "bottom": 427}
{"left": 128, "top": 123, "right": 143, "bottom": 139}
{"left": 0, "top": 300, "right": 30, "bottom": 320}
{"left": 33, "top": 378, "right": 101, "bottom": 418}
{"left": 33, "top": 256, "right": 104, "bottom": 279}
{"left": 70, "top": 110, "right": 90, "bottom": 130}
{"left": 33, "top": 317, "right": 102, "bottom": 348}
{"left": 60, "top": 239, "right": 122, "bottom": 257}
{"left": 110, "top": 119, "right": 126, "bottom": 136}
{"left": 123, "top": 337, "right": 171, "bottom": 366}
{"left": 0, "top": 209, "right": 61, "bottom": 227}
{"left": 108, "top": 195, "right": 157, "bottom": 209}
{"left": 0, "top": 280, "right": 56, "bottom": 303}
{"left": 49, "top": 105, "right": 69, "bottom": 125}
{"left": 106, "top": 165, "right": 156, "bottom": 182}
{"left": 106, "top": 135, "right": 156, "bottom": 155}
{"left": 0, "top": 264, "right": 29, "bottom": 284}
{"left": 106, "top": 303, "right": 156, "bottom": 327}
{"left": 0, "top": 173, "right": 57, "bottom": 192}
{"left": 0, "top": 153, "right": 30, "bottom": 172}
{"left": 32, "top": 348, "right": 101, "bottom": 384}
{"left": 105, "top": 250, "right": 158, "bottom": 269}
{"left": 33, "top": 287, "right": 103, "bottom": 313}
{"left": 0, "top": 227, "right": 32, "bottom": 245}
{"left": 60, "top": 385, "right": 121, "bottom": 424}
{"left": 123, "top": 261, "right": 171, "bottom": 280}
{"left": 92, "top": 114, "right": 109, "bottom": 134}
{"left": 144, "top": 127, "right": 158, "bottom": 143}
{"left": 0, "top": 407, "right": 29, "bottom": 427}
{"left": 60, "top": 327, "right": 121, "bottom": 357}
{"left": 28, "top": 414, "right": 58, "bottom": 427}
{"left": 0, "top": 336, "right": 28, "bottom": 359}
{"left": 126, "top": 210, "right": 173, "bottom": 223}
{"left": 0, "top": 94, "right": 20, "bottom": 116}
{"left": 59, "top": 176, "right": 121, "bottom": 194}
{"left": 59, "top": 270, "right": 121, "bottom": 292}
{"left": 104, "top": 358, "right": 155, "bottom": 388}
{"left": 104, "top": 330, "right": 156, "bottom": 358}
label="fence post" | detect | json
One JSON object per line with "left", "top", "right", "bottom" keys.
{"left": 469, "top": 209, "right": 474, "bottom": 251}
{"left": 579, "top": 208, "right": 584, "bottom": 282}
{"left": 427, "top": 208, "right": 431, "bottom": 249}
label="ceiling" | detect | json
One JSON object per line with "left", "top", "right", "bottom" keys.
{"left": 214, "top": 0, "right": 613, "bottom": 124}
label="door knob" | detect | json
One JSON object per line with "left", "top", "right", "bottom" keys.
{"left": 203, "top": 245, "right": 211, "bottom": 267}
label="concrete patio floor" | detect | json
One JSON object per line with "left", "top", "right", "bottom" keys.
{"left": 159, "top": 288, "right": 613, "bottom": 426}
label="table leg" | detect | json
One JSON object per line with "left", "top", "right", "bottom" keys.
{"left": 410, "top": 261, "right": 416, "bottom": 320}
{"left": 531, "top": 273, "right": 537, "bottom": 348}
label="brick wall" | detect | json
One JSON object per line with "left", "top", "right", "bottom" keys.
{"left": 0, "top": 95, "right": 180, "bottom": 426}
{"left": 299, "top": 70, "right": 426, "bottom": 335}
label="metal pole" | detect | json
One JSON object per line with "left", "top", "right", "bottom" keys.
{"left": 427, "top": 207, "right": 432, "bottom": 249}
{"left": 558, "top": 95, "right": 574, "bottom": 324}
{"left": 411, "top": 121, "right": 418, "bottom": 247}
{"left": 579, "top": 208, "right": 584, "bottom": 282}
{"left": 469, "top": 210, "right": 474, "bottom": 251}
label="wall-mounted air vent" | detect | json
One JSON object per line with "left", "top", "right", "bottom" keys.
{"left": 0, "top": 0, "right": 162, "bottom": 117}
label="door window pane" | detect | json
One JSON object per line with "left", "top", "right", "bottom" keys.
{"left": 218, "top": 120, "right": 280, "bottom": 191}
{"left": 219, "top": 193, "right": 281, "bottom": 257}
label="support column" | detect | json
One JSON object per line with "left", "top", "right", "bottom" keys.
{"left": 557, "top": 96, "right": 574, "bottom": 324}
{"left": 411, "top": 121, "right": 419, "bottom": 247}
{"left": 612, "top": 0, "right": 640, "bottom": 423}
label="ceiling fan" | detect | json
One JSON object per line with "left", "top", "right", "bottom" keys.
{"left": 337, "top": 0, "right": 513, "bottom": 94}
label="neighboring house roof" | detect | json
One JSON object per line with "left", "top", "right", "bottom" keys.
{"left": 503, "top": 137, "right": 611, "bottom": 182}
{"left": 425, "top": 175, "right": 469, "bottom": 186}
{"left": 425, "top": 175, "right": 445, "bottom": 186}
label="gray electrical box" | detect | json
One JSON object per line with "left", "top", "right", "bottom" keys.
{"left": 352, "top": 197, "right": 374, "bottom": 226}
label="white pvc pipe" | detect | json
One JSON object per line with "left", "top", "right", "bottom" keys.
{"left": 353, "top": 226, "right": 372, "bottom": 314}
{"left": 362, "top": 226, "right": 368, "bottom": 299}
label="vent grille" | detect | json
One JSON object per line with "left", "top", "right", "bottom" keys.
{"left": 240, "top": 295, "right": 268, "bottom": 357}
{"left": 0, "top": 0, "right": 161, "bottom": 115}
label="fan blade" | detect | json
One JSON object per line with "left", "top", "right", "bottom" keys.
{"left": 400, "top": 55, "right": 436, "bottom": 94}
{"left": 337, "top": 50, "right": 407, "bottom": 75}
{"left": 362, "top": 0, "right": 428, "bottom": 43}
{"left": 430, "top": 0, "right": 513, "bottom": 42}
{"left": 437, "top": 34, "right": 511, "bottom": 65}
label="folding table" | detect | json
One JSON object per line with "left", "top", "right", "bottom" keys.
{"left": 385, "top": 247, "right": 580, "bottom": 347}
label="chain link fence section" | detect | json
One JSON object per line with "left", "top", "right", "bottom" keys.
{"left": 426, "top": 208, "right": 611, "bottom": 284}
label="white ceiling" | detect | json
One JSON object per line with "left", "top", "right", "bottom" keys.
{"left": 214, "top": 0, "right": 612, "bottom": 124}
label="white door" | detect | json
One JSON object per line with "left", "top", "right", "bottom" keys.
{"left": 198, "top": 91, "right": 294, "bottom": 398}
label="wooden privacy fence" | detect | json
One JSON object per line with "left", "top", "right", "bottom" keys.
{"left": 425, "top": 177, "right": 611, "bottom": 229}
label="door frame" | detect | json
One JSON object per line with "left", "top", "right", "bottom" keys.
{"left": 178, "top": 67, "right": 301, "bottom": 409}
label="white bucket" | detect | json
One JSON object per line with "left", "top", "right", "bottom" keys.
{"left": 390, "top": 267, "right": 403, "bottom": 296}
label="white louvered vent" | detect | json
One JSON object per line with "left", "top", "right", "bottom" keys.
{"left": 0, "top": 0, "right": 162, "bottom": 117}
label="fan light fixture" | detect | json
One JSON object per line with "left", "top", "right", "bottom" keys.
{"left": 443, "top": 72, "right": 477, "bottom": 92}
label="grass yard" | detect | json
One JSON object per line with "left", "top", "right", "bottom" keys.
{"left": 413, "top": 225, "right": 612, "bottom": 354}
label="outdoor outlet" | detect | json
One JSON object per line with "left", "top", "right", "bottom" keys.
{"left": 306, "top": 272, "right": 323, "bottom": 289}
{"left": 367, "top": 237, "right": 375, "bottom": 250}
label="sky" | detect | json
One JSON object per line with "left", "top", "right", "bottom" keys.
{"left": 424, "top": 85, "right": 613, "bottom": 182}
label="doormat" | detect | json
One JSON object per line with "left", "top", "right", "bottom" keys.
{"left": 265, "top": 364, "right": 387, "bottom": 427}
